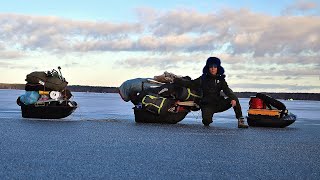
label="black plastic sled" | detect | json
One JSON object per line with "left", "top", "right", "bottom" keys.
{"left": 247, "top": 93, "right": 296, "bottom": 128}
{"left": 247, "top": 113, "right": 296, "bottom": 128}
{"left": 134, "top": 108, "right": 188, "bottom": 124}
{"left": 18, "top": 99, "right": 77, "bottom": 119}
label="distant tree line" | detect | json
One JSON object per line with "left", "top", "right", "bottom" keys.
{"left": 67, "top": 85, "right": 118, "bottom": 93}
{"left": 0, "top": 83, "right": 25, "bottom": 90}
{"left": 1, "top": 83, "right": 319, "bottom": 101}
{"left": 0, "top": 83, "right": 118, "bottom": 93}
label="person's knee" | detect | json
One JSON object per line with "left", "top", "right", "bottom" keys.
{"left": 215, "top": 99, "right": 232, "bottom": 113}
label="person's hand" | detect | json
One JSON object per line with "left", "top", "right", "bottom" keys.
{"left": 231, "top": 100, "right": 237, "bottom": 107}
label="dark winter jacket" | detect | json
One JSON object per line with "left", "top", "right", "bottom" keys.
{"left": 174, "top": 57, "right": 237, "bottom": 106}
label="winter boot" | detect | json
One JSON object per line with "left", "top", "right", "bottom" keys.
{"left": 238, "top": 117, "right": 249, "bottom": 128}
{"left": 202, "top": 120, "right": 211, "bottom": 126}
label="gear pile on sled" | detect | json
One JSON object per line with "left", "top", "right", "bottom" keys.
{"left": 16, "top": 67, "right": 77, "bottom": 119}
{"left": 119, "top": 72, "right": 202, "bottom": 124}
{"left": 120, "top": 72, "right": 297, "bottom": 126}
{"left": 247, "top": 93, "right": 296, "bottom": 128}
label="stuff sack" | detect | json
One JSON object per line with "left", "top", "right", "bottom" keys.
{"left": 45, "top": 75, "right": 68, "bottom": 91}
{"left": 26, "top": 71, "right": 68, "bottom": 91}
{"left": 256, "top": 93, "right": 286, "bottom": 111}
{"left": 119, "top": 78, "right": 159, "bottom": 102}
{"left": 19, "top": 91, "right": 40, "bottom": 105}
{"left": 26, "top": 72, "right": 47, "bottom": 84}
{"left": 256, "top": 93, "right": 287, "bottom": 117}
{"left": 249, "top": 96, "right": 266, "bottom": 109}
{"left": 141, "top": 94, "right": 174, "bottom": 115}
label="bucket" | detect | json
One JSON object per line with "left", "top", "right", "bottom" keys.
{"left": 249, "top": 96, "right": 266, "bottom": 109}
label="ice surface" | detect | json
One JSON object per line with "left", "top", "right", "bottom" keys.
{"left": 1, "top": 89, "right": 319, "bottom": 126}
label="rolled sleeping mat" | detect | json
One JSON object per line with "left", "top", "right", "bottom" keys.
{"left": 39, "top": 90, "right": 50, "bottom": 95}
{"left": 49, "top": 91, "right": 62, "bottom": 100}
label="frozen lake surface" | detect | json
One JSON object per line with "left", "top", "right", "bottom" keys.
{"left": 1, "top": 89, "right": 319, "bottom": 126}
{"left": 1, "top": 89, "right": 320, "bottom": 179}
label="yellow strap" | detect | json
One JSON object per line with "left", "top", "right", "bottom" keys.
{"left": 142, "top": 95, "right": 158, "bottom": 105}
{"left": 142, "top": 95, "right": 166, "bottom": 114}
{"left": 158, "top": 98, "right": 166, "bottom": 114}
{"left": 185, "top": 88, "right": 201, "bottom": 100}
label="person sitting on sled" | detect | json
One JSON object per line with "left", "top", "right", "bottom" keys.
{"left": 174, "top": 57, "right": 248, "bottom": 128}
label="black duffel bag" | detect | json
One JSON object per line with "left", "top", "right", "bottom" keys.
{"left": 141, "top": 94, "right": 174, "bottom": 116}
{"left": 26, "top": 69, "right": 68, "bottom": 91}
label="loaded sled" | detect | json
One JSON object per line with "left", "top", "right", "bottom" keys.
{"left": 17, "top": 67, "right": 77, "bottom": 119}
{"left": 247, "top": 93, "right": 296, "bottom": 128}
{"left": 129, "top": 80, "right": 201, "bottom": 124}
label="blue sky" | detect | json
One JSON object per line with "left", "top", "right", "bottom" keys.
{"left": 0, "top": 0, "right": 319, "bottom": 92}
{"left": 0, "top": 0, "right": 297, "bottom": 20}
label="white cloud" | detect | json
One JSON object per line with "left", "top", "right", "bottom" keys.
{"left": 0, "top": 8, "right": 319, "bottom": 92}
{"left": 1, "top": 10, "right": 319, "bottom": 57}
{"left": 0, "top": 49, "right": 26, "bottom": 59}
{"left": 0, "top": 13, "right": 141, "bottom": 52}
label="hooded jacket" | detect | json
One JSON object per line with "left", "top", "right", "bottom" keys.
{"left": 174, "top": 57, "right": 237, "bottom": 105}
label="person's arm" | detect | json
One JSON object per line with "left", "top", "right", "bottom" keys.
{"left": 173, "top": 76, "right": 201, "bottom": 89}
{"left": 220, "top": 80, "right": 237, "bottom": 101}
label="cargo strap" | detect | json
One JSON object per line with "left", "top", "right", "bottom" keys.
{"left": 142, "top": 95, "right": 166, "bottom": 114}
{"left": 185, "top": 88, "right": 201, "bottom": 100}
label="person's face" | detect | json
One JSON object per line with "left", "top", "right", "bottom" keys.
{"left": 209, "top": 66, "right": 218, "bottom": 75}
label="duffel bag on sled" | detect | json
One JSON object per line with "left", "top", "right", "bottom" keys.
{"left": 141, "top": 94, "right": 174, "bottom": 116}
{"left": 26, "top": 68, "right": 68, "bottom": 91}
